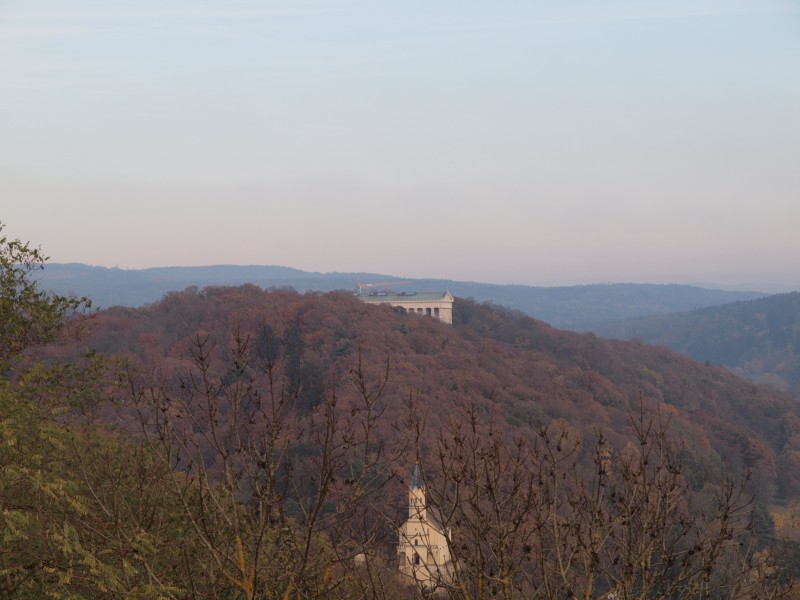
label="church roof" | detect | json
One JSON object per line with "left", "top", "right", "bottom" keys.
{"left": 427, "top": 504, "right": 446, "bottom": 532}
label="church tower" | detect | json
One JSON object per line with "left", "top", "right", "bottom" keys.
{"left": 398, "top": 464, "right": 453, "bottom": 588}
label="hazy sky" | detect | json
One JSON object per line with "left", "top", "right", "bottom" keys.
{"left": 2, "top": 0, "right": 799, "bottom": 287}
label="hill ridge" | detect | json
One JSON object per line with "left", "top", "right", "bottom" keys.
{"left": 36, "top": 262, "right": 767, "bottom": 329}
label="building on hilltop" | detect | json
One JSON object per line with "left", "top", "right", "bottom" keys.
{"left": 359, "top": 291, "right": 454, "bottom": 325}
{"left": 398, "top": 464, "right": 453, "bottom": 590}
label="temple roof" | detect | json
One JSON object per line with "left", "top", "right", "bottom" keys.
{"left": 359, "top": 291, "right": 453, "bottom": 303}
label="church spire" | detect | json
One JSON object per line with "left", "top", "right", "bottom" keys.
{"left": 411, "top": 463, "right": 423, "bottom": 489}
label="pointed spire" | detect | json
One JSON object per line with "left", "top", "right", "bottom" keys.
{"left": 411, "top": 463, "right": 423, "bottom": 489}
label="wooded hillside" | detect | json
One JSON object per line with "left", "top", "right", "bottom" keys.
{"left": 58, "top": 285, "right": 799, "bottom": 502}
{"left": 590, "top": 292, "right": 800, "bottom": 392}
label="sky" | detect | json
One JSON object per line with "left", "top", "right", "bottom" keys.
{"left": 2, "top": 0, "right": 799, "bottom": 288}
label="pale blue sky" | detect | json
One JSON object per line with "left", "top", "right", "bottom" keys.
{"left": 2, "top": 0, "right": 799, "bottom": 286}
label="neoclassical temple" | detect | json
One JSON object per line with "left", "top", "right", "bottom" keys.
{"left": 397, "top": 465, "right": 453, "bottom": 589}
{"left": 359, "top": 291, "right": 454, "bottom": 325}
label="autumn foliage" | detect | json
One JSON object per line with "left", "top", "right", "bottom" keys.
{"left": 7, "top": 261, "right": 800, "bottom": 597}
{"left": 67, "top": 285, "right": 800, "bottom": 502}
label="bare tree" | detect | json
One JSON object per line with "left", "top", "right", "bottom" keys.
{"left": 415, "top": 400, "right": 792, "bottom": 600}
{"left": 129, "top": 324, "right": 298, "bottom": 597}
{"left": 129, "top": 326, "right": 406, "bottom": 599}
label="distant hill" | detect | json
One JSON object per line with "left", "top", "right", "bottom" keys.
{"left": 35, "top": 263, "right": 767, "bottom": 329}
{"left": 51, "top": 286, "right": 800, "bottom": 508}
{"left": 590, "top": 292, "right": 800, "bottom": 392}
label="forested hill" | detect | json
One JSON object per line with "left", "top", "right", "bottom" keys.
{"left": 36, "top": 262, "right": 767, "bottom": 328}
{"left": 69, "top": 285, "right": 800, "bottom": 504}
{"left": 590, "top": 292, "right": 800, "bottom": 392}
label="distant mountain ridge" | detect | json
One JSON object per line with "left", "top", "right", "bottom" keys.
{"left": 590, "top": 292, "right": 800, "bottom": 392}
{"left": 36, "top": 262, "right": 768, "bottom": 329}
